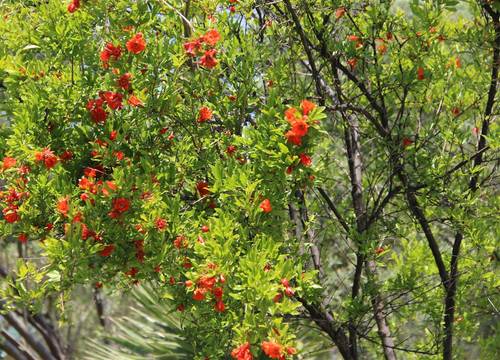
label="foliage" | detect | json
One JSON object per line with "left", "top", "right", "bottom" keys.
{"left": 0, "top": 0, "right": 498, "bottom": 359}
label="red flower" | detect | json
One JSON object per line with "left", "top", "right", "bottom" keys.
{"left": 113, "top": 151, "right": 124, "bottom": 161}
{"left": 112, "top": 197, "right": 130, "bottom": 213}
{"left": 451, "top": 107, "right": 461, "bottom": 117}
{"left": 198, "top": 106, "right": 213, "bottom": 122}
{"left": 285, "top": 131, "right": 302, "bottom": 146}
{"left": 286, "top": 347, "right": 297, "bottom": 355}
{"left": 198, "top": 276, "right": 217, "bottom": 289}
{"left": 260, "top": 199, "right": 272, "bottom": 213}
{"left": 18, "top": 233, "right": 28, "bottom": 244}
{"left": 291, "top": 120, "right": 308, "bottom": 137}
{"left": 35, "top": 148, "right": 58, "bottom": 169}
{"left": 109, "top": 130, "right": 118, "bottom": 141}
{"left": 60, "top": 150, "right": 73, "bottom": 161}
{"left": 285, "top": 107, "right": 300, "bottom": 123}
{"left": 199, "top": 49, "right": 218, "bottom": 69}
{"left": 214, "top": 300, "right": 225, "bottom": 312}
{"left": 226, "top": 145, "right": 237, "bottom": 156}
{"left": 183, "top": 39, "right": 203, "bottom": 56}
{"left": 201, "top": 29, "right": 221, "bottom": 46}
{"left": 201, "top": 225, "right": 210, "bottom": 233}
{"left": 128, "top": 95, "right": 143, "bottom": 107}
{"left": 57, "top": 196, "right": 70, "bottom": 216}
{"left": 299, "top": 153, "right": 312, "bottom": 167}
{"left": 196, "top": 181, "right": 210, "bottom": 197}
{"left": 117, "top": 73, "right": 132, "bottom": 90}
{"left": 99, "top": 244, "right": 115, "bottom": 257}
{"left": 281, "top": 278, "right": 290, "bottom": 287}
{"left": 2, "top": 157, "right": 17, "bottom": 170}
{"left": 155, "top": 218, "right": 167, "bottom": 230}
{"left": 177, "top": 304, "right": 185, "bottom": 312}
{"left": 261, "top": 341, "right": 283, "bottom": 359}
{"left": 231, "top": 342, "right": 253, "bottom": 360}
{"left": 347, "top": 34, "right": 360, "bottom": 42}
{"left": 3, "top": 210, "right": 19, "bottom": 223}
{"left": 126, "top": 33, "right": 146, "bottom": 54}
{"left": 183, "top": 259, "right": 192, "bottom": 268}
{"left": 300, "top": 99, "right": 316, "bottom": 115}
{"left": 100, "top": 91, "right": 123, "bottom": 110}
{"left": 213, "top": 287, "right": 223, "bottom": 300}
{"left": 87, "top": 98, "right": 108, "bottom": 123}
{"left": 417, "top": 66, "right": 425, "bottom": 80}
{"left": 284, "top": 286, "right": 295, "bottom": 297}
{"left": 100, "top": 43, "right": 122, "bottom": 63}
{"left": 347, "top": 58, "right": 358, "bottom": 70}
{"left": 174, "top": 235, "right": 188, "bottom": 249}
{"left": 67, "top": 0, "right": 80, "bottom": 13}
{"left": 193, "top": 288, "right": 206, "bottom": 301}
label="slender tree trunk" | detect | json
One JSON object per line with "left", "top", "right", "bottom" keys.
{"left": 443, "top": 8, "right": 499, "bottom": 359}
{"left": 344, "top": 116, "right": 397, "bottom": 360}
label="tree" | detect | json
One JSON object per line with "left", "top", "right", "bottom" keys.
{"left": 0, "top": 1, "right": 498, "bottom": 359}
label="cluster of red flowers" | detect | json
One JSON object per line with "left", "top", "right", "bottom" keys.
{"left": 283, "top": 100, "right": 317, "bottom": 178}
{"left": 273, "top": 278, "right": 295, "bottom": 303}
{"left": 79, "top": 175, "right": 118, "bottom": 204}
{"left": 231, "top": 342, "right": 252, "bottom": 360}
{"left": 81, "top": 222, "right": 101, "bottom": 242}
{"left": 284, "top": 100, "right": 315, "bottom": 146}
{"left": 34, "top": 148, "right": 58, "bottom": 169}
{"left": 100, "top": 42, "right": 122, "bottom": 65}
{"left": 0, "top": 186, "right": 28, "bottom": 224}
{"left": 87, "top": 33, "right": 146, "bottom": 123}
{"left": 183, "top": 29, "right": 221, "bottom": 69}
{"left": 231, "top": 341, "right": 296, "bottom": 360}
{"left": 191, "top": 274, "right": 226, "bottom": 312}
